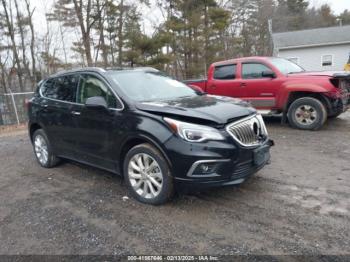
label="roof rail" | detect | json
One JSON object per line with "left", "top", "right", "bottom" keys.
{"left": 51, "top": 67, "right": 106, "bottom": 77}
{"left": 50, "top": 66, "right": 159, "bottom": 77}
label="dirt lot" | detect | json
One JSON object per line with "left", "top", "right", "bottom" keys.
{"left": 0, "top": 114, "right": 349, "bottom": 256}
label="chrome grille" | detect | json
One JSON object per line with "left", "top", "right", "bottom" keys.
{"left": 226, "top": 114, "right": 268, "bottom": 147}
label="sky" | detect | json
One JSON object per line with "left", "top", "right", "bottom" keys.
{"left": 309, "top": 0, "right": 349, "bottom": 14}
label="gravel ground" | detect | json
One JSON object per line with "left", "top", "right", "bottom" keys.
{"left": 0, "top": 114, "right": 349, "bottom": 256}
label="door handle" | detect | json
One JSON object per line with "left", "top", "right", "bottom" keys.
{"left": 71, "top": 111, "right": 81, "bottom": 116}
{"left": 240, "top": 83, "right": 247, "bottom": 87}
{"left": 209, "top": 84, "right": 216, "bottom": 89}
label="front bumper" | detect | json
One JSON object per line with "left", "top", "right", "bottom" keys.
{"left": 329, "top": 98, "right": 350, "bottom": 116}
{"left": 164, "top": 136, "right": 274, "bottom": 190}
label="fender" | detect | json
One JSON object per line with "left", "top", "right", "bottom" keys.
{"left": 118, "top": 131, "right": 173, "bottom": 170}
{"left": 277, "top": 83, "right": 330, "bottom": 110}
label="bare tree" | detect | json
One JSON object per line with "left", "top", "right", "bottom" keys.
{"left": 1, "top": 0, "right": 24, "bottom": 91}
{"left": 24, "top": 0, "right": 36, "bottom": 85}
{"left": 72, "top": 0, "right": 95, "bottom": 66}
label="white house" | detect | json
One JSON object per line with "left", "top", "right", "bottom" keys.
{"left": 273, "top": 25, "right": 350, "bottom": 71}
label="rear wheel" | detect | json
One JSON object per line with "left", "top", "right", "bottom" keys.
{"left": 123, "top": 143, "right": 174, "bottom": 205}
{"left": 32, "top": 129, "right": 60, "bottom": 168}
{"left": 287, "top": 97, "right": 327, "bottom": 130}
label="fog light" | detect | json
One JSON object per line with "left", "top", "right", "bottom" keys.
{"left": 193, "top": 163, "right": 217, "bottom": 175}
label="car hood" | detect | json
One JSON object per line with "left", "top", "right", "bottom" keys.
{"left": 288, "top": 71, "right": 350, "bottom": 79}
{"left": 135, "top": 95, "right": 255, "bottom": 125}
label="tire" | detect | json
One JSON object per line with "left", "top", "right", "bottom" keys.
{"left": 123, "top": 143, "right": 174, "bottom": 205}
{"left": 287, "top": 97, "right": 327, "bottom": 130}
{"left": 32, "top": 129, "right": 61, "bottom": 168}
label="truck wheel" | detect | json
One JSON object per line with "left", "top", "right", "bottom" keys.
{"left": 287, "top": 97, "right": 327, "bottom": 130}
{"left": 123, "top": 143, "right": 174, "bottom": 205}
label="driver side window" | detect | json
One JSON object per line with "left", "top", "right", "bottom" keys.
{"left": 77, "top": 74, "right": 117, "bottom": 108}
{"left": 242, "top": 63, "right": 272, "bottom": 79}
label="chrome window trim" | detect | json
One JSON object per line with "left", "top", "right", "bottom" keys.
{"left": 226, "top": 114, "right": 268, "bottom": 148}
{"left": 39, "top": 72, "right": 125, "bottom": 111}
{"left": 187, "top": 159, "right": 230, "bottom": 178}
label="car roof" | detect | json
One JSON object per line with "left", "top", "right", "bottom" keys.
{"left": 50, "top": 67, "right": 159, "bottom": 78}
{"left": 212, "top": 56, "right": 272, "bottom": 67}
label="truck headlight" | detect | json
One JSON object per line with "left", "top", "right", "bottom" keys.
{"left": 164, "top": 117, "right": 225, "bottom": 142}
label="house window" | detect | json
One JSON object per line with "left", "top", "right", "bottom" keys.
{"left": 322, "top": 55, "right": 333, "bottom": 67}
{"left": 287, "top": 57, "right": 299, "bottom": 64}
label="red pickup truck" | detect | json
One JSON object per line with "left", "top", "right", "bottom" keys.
{"left": 185, "top": 57, "right": 350, "bottom": 130}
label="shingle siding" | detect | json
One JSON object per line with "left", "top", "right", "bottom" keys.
{"left": 273, "top": 25, "right": 350, "bottom": 49}
{"left": 277, "top": 44, "right": 350, "bottom": 71}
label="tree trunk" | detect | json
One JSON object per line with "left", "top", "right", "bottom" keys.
{"left": 117, "top": 0, "right": 124, "bottom": 67}
{"left": 14, "top": 0, "right": 29, "bottom": 77}
{"left": 73, "top": 0, "right": 93, "bottom": 66}
{"left": 24, "top": 0, "right": 37, "bottom": 85}
{"left": 96, "top": 0, "right": 108, "bottom": 67}
{"left": 1, "top": 0, "right": 24, "bottom": 92}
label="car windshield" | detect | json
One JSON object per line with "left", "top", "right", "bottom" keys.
{"left": 108, "top": 71, "right": 198, "bottom": 102}
{"left": 268, "top": 58, "right": 305, "bottom": 75}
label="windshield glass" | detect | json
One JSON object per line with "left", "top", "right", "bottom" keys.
{"left": 268, "top": 58, "right": 305, "bottom": 74}
{"left": 108, "top": 71, "right": 197, "bottom": 102}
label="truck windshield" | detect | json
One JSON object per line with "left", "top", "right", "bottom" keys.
{"left": 108, "top": 71, "right": 197, "bottom": 102}
{"left": 268, "top": 58, "right": 305, "bottom": 75}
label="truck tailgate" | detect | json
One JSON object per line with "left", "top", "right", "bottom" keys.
{"left": 183, "top": 79, "right": 207, "bottom": 91}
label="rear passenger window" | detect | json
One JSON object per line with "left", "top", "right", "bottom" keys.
{"left": 214, "top": 64, "right": 236, "bottom": 80}
{"left": 41, "top": 75, "right": 79, "bottom": 102}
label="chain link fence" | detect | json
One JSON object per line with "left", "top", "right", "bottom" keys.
{"left": 0, "top": 92, "right": 34, "bottom": 126}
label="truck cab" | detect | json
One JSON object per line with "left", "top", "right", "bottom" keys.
{"left": 185, "top": 57, "right": 350, "bottom": 130}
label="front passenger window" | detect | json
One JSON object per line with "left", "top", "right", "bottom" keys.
{"left": 242, "top": 63, "right": 272, "bottom": 79}
{"left": 78, "top": 74, "right": 117, "bottom": 108}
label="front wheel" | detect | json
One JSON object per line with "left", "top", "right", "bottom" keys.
{"left": 287, "top": 97, "right": 327, "bottom": 130}
{"left": 123, "top": 143, "right": 174, "bottom": 205}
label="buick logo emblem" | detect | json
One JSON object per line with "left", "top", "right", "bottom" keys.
{"left": 252, "top": 120, "right": 260, "bottom": 137}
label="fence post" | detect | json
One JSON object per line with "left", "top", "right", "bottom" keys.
{"left": 9, "top": 89, "right": 20, "bottom": 125}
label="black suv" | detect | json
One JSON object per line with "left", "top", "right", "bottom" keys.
{"left": 28, "top": 67, "right": 273, "bottom": 205}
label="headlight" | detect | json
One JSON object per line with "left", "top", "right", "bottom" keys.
{"left": 164, "top": 117, "right": 225, "bottom": 142}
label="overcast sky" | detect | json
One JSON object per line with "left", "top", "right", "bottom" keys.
{"left": 309, "top": 0, "right": 349, "bottom": 14}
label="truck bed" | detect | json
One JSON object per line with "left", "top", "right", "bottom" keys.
{"left": 183, "top": 79, "right": 207, "bottom": 92}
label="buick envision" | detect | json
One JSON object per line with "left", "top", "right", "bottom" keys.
{"left": 28, "top": 67, "right": 273, "bottom": 205}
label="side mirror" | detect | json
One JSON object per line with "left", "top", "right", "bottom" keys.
{"left": 85, "top": 96, "right": 108, "bottom": 109}
{"left": 262, "top": 70, "right": 276, "bottom": 78}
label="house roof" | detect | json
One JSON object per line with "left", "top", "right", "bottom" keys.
{"left": 273, "top": 25, "right": 350, "bottom": 50}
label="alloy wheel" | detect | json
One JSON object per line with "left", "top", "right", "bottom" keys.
{"left": 128, "top": 153, "right": 163, "bottom": 199}
{"left": 34, "top": 135, "right": 49, "bottom": 165}
{"left": 295, "top": 105, "right": 318, "bottom": 125}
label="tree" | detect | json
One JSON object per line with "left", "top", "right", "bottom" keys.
{"left": 161, "top": 0, "right": 230, "bottom": 79}
{"left": 1, "top": 0, "right": 24, "bottom": 91}
{"left": 339, "top": 10, "right": 350, "bottom": 26}
{"left": 48, "top": 0, "right": 96, "bottom": 66}
{"left": 273, "top": 0, "right": 309, "bottom": 32}
{"left": 24, "top": 0, "right": 37, "bottom": 83}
